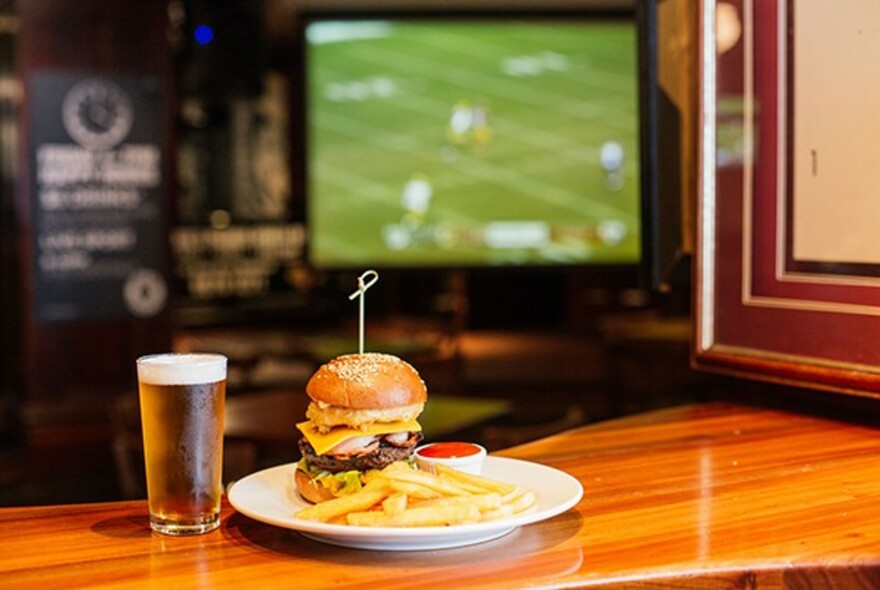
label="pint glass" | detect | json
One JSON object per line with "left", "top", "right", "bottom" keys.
{"left": 136, "top": 353, "right": 227, "bottom": 535}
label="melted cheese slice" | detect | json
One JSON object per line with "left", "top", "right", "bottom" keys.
{"left": 296, "top": 419, "right": 421, "bottom": 456}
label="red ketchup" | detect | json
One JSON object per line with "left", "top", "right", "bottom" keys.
{"left": 417, "top": 442, "right": 482, "bottom": 459}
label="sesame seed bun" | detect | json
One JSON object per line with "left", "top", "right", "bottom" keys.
{"left": 305, "top": 353, "right": 427, "bottom": 410}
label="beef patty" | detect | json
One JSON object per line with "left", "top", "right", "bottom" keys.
{"left": 298, "top": 432, "right": 422, "bottom": 473}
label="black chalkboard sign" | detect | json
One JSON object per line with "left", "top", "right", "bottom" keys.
{"left": 29, "top": 73, "right": 167, "bottom": 322}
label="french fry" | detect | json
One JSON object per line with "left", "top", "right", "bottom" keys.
{"left": 362, "top": 461, "right": 411, "bottom": 485}
{"left": 383, "top": 461, "right": 415, "bottom": 473}
{"left": 379, "top": 467, "right": 472, "bottom": 496}
{"left": 382, "top": 493, "right": 408, "bottom": 516}
{"left": 351, "top": 493, "right": 502, "bottom": 527}
{"left": 347, "top": 502, "right": 481, "bottom": 527}
{"left": 416, "top": 493, "right": 502, "bottom": 512}
{"left": 434, "top": 464, "right": 517, "bottom": 496}
{"left": 386, "top": 480, "right": 443, "bottom": 500}
{"left": 296, "top": 485, "right": 390, "bottom": 522}
{"left": 500, "top": 487, "right": 522, "bottom": 503}
{"left": 481, "top": 489, "right": 536, "bottom": 522}
{"left": 293, "top": 456, "right": 537, "bottom": 528}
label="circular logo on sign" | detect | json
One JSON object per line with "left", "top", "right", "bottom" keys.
{"left": 123, "top": 268, "right": 167, "bottom": 318}
{"left": 62, "top": 79, "right": 134, "bottom": 151}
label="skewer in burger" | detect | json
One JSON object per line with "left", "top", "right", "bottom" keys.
{"left": 295, "top": 352, "right": 427, "bottom": 503}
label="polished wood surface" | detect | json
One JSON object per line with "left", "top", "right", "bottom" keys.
{"left": 3, "top": 401, "right": 880, "bottom": 588}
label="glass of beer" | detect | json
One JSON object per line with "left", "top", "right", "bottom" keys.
{"left": 136, "top": 353, "right": 227, "bottom": 535}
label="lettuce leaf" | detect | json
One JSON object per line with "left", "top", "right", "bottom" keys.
{"left": 297, "top": 459, "right": 363, "bottom": 497}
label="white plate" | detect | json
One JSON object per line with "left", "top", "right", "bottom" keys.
{"left": 227, "top": 456, "right": 583, "bottom": 551}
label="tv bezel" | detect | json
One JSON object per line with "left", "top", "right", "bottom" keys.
{"left": 293, "top": 7, "right": 648, "bottom": 277}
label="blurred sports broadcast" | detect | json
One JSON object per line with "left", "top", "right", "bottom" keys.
{"left": 303, "top": 14, "right": 641, "bottom": 268}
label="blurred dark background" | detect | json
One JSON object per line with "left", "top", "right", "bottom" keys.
{"left": 0, "top": 0, "right": 739, "bottom": 506}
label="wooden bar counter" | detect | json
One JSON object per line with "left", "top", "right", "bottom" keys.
{"left": 3, "top": 401, "right": 880, "bottom": 588}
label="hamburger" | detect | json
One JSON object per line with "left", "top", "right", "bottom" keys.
{"left": 295, "top": 352, "right": 427, "bottom": 503}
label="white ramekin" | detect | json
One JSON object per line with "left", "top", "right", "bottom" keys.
{"left": 414, "top": 442, "right": 487, "bottom": 475}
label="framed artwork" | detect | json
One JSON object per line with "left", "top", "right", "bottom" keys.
{"left": 695, "top": 0, "right": 880, "bottom": 396}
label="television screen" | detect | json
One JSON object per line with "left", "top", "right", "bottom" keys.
{"left": 301, "top": 12, "right": 641, "bottom": 269}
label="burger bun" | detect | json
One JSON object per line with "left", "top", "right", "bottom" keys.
{"left": 306, "top": 353, "right": 427, "bottom": 409}
{"left": 295, "top": 468, "right": 337, "bottom": 504}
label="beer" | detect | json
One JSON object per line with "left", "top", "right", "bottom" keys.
{"left": 137, "top": 353, "right": 227, "bottom": 535}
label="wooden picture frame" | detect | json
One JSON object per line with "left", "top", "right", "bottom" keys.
{"left": 695, "top": 0, "right": 880, "bottom": 396}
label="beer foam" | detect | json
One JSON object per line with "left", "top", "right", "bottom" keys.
{"left": 137, "top": 353, "right": 227, "bottom": 385}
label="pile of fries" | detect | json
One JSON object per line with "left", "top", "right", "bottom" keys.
{"left": 295, "top": 462, "right": 536, "bottom": 527}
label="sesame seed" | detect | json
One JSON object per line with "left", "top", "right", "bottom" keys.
{"left": 326, "top": 353, "right": 407, "bottom": 386}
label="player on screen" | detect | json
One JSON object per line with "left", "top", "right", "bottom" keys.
{"left": 400, "top": 172, "right": 433, "bottom": 229}
{"left": 599, "top": 140, "right": 626, "bottom": 191}
{"left": 446, "top": 99, "right": 494, "bottom": 155}
{"left": 382, "top": 173, "right": 434, "bottom": 251}
{"left": 447, "top": 100, "right": 474, "bottom": 148}
{"left": 472, "top": 102, "right": 494, "bottom": 149}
